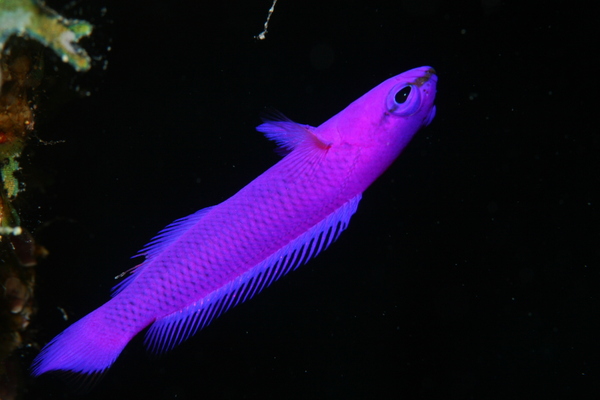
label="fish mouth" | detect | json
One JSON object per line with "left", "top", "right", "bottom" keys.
{"left": 412, "top": 67, "right": 437, "bottom": 87}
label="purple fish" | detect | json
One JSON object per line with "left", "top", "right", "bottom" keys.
{"left": 32, "top": 66, "right": 437, "bottom": 377}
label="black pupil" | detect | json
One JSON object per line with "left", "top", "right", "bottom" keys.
{"left": 395, "top": 86, "right": 412, "bottom": 104}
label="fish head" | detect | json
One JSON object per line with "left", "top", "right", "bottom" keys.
{"left": 336, "top": 66, "right": 436, "bottom": 144}
{"left": 318, "top": 66, "right": 437, "bottom": 185}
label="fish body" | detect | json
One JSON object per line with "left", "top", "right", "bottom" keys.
{"left": 32, "top": 67, "right": 437, "bottom": 376}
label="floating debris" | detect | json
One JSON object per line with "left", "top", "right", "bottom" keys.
{"left": 255, "top": 0, "right": 279, "bottom": 40}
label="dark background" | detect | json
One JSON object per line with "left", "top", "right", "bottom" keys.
{"left": 18, "top": 0, "right": 597, "bottom": 399}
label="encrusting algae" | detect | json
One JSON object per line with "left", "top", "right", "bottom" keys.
{"left": 0, "top": 0, "right": 93, "bottom": 398}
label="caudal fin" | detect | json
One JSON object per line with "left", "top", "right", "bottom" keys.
{"left": 32, "top": 307, "right": 135, "bottom": 377}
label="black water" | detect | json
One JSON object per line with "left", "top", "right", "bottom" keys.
{"left": 22, "top": 0, "right": 597, "bottom": 399}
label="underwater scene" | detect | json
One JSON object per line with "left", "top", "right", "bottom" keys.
{"left": 0, "top": 0, "right": 596, "bottom": 399}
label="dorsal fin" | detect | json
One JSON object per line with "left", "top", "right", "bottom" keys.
{"left": 256, "top": 111, "right": 330, "bottom": 155}
{"left": 111, "top": 206, "right": 215, "bottom": 296}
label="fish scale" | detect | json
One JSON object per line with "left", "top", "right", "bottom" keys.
{"left": 32, "top": 66, "right": 437, "bottom": 379}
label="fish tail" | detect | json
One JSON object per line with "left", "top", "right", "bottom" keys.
{"left": 32, "top": 304, "right": 137, "bottom": 377}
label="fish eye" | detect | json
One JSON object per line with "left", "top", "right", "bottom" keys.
{"left": 395, "top": 86, "right": 412, "bottom": 104}
{"left": 386, "top": 84, "right": 421, "bottom": 116}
